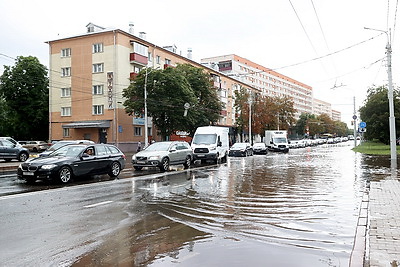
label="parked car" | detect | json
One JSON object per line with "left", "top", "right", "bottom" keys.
{"left": 39, "top": 140, "right": 95, "bottom": 157}
{"left": 0, "top": 139, "right": 30, "bottom": 162}
{"left": 252, "top": 142, "right": 268, "bottom": 154}
{"left": 229, "top": 142, "right": 253, "bottom": 157}
{"left": 132, "top": 141, "right": 193, "bottom": 172}
{"left": 23, "top": 141, "right": 50, "bottom": 152}
{"left": 17, "top": 144, "right": 125, "bottom": 184}
{"left": 0, "top": 137, "right": 22, "bottom": 147}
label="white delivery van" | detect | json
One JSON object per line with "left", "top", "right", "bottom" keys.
{"left": 264, "top": 130, "right": 289, "bottom": 153}
{"left": 191, "top": 126, "right": 229, "bottom": 163}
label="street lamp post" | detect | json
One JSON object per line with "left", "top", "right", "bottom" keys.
{"left": 144, "top": 68, "right": 149, "bottom": 148}
{"left": 364, "top": 27, "right": 396, "bottom": 160}
{"left": 143, "top": 67, "right": 159, "bottom": 148}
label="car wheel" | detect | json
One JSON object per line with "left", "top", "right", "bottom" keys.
{"left": 134, "top": 166, "right": 143, "bottom": 171}
{"left": 59, "top": 166, "right": 72, "bottom": 183}
{"left": 159, "top": 157, "right": 169, "bottom": 172}
{"left": 221, "top": 153, "right": 227, "bottom": 163}
{"left": 183, "top": 156, "right": 191, "bottom": 169}
{"left": 18, "top": 152, "right": 28, "bottom": 162}
{"left": 109, "top": 162, "right": 121, "bottom": 177}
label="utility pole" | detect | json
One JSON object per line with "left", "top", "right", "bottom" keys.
{"left": 387, "top": 41, "right": 397, "bottom": 160}
{"left": 364, "top": 27, "right": 397, "bottom": 160}
{"left": 248, "top": 93, "right": 252, "bottom": 144}
{"left": 353, "top": 96, "right": 357, "bottom": 148}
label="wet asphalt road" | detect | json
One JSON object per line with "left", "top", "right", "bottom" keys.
{"left": 0, "top": 142, "right": 394, "bottom": 266}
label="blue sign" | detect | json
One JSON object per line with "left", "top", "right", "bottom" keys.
{"left": 359, "top": 122, "right": 366, "bottom": 128}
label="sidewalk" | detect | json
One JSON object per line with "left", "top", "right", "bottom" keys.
{"left": 367, "top": 180, "right": 400, "bottom": 266}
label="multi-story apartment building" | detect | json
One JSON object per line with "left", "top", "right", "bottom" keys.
{"left": 46, "top": 23, "right": 253, "bottom": 151}
{"left": 313, "top": 98, "right": 332, "bottom": 117}
{"left": 331, "top": 110, "right": 341, "bottom": 121}
{"left": 201, "top": 54, "right": 314, "bottom": 119}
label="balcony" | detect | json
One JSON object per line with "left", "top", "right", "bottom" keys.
{"left": 130, "top": 72, "right": 138, "bottom": 80}
{"left": 130, "top": 53, "right": 148, "bottom": 66}
{"left": 164, "top": 63, "right": 174, "bottom": 69}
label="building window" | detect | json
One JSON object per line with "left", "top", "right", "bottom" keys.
{"left": 92, "top": 43, "right": 103, "bottom": 53}
{"left": 61, "top": 87, "right": 71, "bottom": 97}
{"left": 93, "top": 85, "right": 104, "bottom": 95}
{"left": 92, "top": 63, "right": 104, "bottom": 73}
{"left": 133, "top": 42, "right": 148, "bottom": 57}
{"left": 134, "top": 127, "right": 142, "bottom": 136}
{"left": 61, "top": 67, "right": 71, "bottom": 77}
{"left": 61, "top": 107, "right": 71, "bottom": 116}
{"left": 93, "top": 105, "right": 104, "bottom": 115}
{"left": 165, "top": 58, "right": 171, "bottom": 65}
{"left": 156, "top": 55, "right": 160, "bottom": 64}
{"left": 148, "top": 52, "right": 152, "bottom": 62}
{"left": 61, "top": 48, "right": 71, "bottom": 57}
{"left": 63, "top": 128, "right": 70, "bottom": 137}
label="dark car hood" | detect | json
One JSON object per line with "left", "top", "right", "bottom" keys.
{"left": 25, "top": 156, "right": 75, "bottom": 165}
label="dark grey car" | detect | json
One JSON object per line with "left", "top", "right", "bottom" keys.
{"left": 0, "top": 139, "right": 29, "bottom": 162}
{"left": 132, "top": 141, "right": 193, "bottom": 172}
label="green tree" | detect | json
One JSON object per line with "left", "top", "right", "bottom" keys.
{"left": 175, "top": 64, "right": 223, "bottom": 135}
{"left": 123, "top": 65, "right": 222, "bottom": 140}
{"left": 0, "top": 56, "right": 49, "bottom": 140}
{"left": 295, "top": 113, "right": 315, "bottom": 136}
{"left": 359, "top": 85, "right": 400, "bottom": 144}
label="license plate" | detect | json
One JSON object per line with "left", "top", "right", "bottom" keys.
{"left": 23, "top": 172, "right": 34, "bottom": 176}
{"left": 137, "top": 161, "right": 146, "bottom": 164}
{"left": 197, "top": 155, "right": 205, "bottom": 157}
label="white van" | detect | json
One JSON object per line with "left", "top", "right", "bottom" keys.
{"left": 191, "top": 126, "right": 229, "bottom": 163}
{"left": 264, "top": 130, "right": 289, "bottom": 153}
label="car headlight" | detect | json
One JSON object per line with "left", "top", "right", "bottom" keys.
{"left": 148, "top": 156, "right": 160, "bottom": 160}
{"left": 41, "top": 164, "right": 57, "bottom": 170}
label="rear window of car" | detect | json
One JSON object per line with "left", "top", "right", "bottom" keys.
{"left": 107, "top": 146, "right": 120, "bottom": 154}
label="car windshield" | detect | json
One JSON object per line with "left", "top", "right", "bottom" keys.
{"left": 47, "top": 142, "right": 72, "bottom": 151}
{"left": 192, "top": 134, "right": 217, "bottom": 145}
{"left": 231, "top": 143, "right": 246, "bottom": 149}
{"left": 253, "top": 143, "right": 265, "bottom": 148}
{"left": 144, "top": 142, "right": 172, "bottom": 151}
{"left": 50, "top": 145, "right": 86, "bottom": 157}
{"left": 273, "top": 137, "right": 287, "bottom": 144}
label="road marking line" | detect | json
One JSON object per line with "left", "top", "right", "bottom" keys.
{"left": 84, "top": 200, "right": 113, "bottom": 208}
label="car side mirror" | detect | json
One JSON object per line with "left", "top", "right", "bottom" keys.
{"left": 270, "top": 141, "right": 273, "bottom": 144}
{"left": 170, "top": 149, "right": 176, "bottom": 153}
{"left": 81, "top": 153, "right": 90, "bottom": 159}
{"left": 217, "top": 141, "right": 222, "bottom": 147}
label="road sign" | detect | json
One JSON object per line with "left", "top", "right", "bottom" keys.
{"left": 352, "top": 115, "right": 357, "bottom": 120}
{"left": 359, "top": 122, "right": 366, "bottom": 128}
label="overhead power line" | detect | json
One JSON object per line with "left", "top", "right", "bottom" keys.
{"left": 272, "top": 33, "right": 384, "bottom": 71}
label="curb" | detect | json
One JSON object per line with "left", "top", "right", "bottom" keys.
{"left": 349, "top": 189, "right": 369, "bottom": 266}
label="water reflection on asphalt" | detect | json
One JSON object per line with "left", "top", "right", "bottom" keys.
{"left": 74, "top": 143, "right": 398, "bottom": 266}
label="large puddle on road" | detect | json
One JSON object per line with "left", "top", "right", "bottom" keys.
{"left": 73, "top": 143, "right": 399, "bottom": 266}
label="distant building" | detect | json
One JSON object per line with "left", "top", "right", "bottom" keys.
{"left": 201, "top": 54, "right": 314, "bottom": 119}
{"left": 332, "top": 110, "right": 341, "bottom": 121}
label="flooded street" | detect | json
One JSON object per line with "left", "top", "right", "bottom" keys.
{"left": 73, "top": 143, "right": 373, "bottom": 267}
{"left": 2, "top": 142, "right": 396, "bottom": 266}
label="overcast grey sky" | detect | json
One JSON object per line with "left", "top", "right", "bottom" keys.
{"left": 1, "top": 0, "right": 398, "bottom": 126}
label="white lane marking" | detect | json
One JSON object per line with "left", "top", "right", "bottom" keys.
{"left": 83, "top": 200, "right": 113, "bottom": 208}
